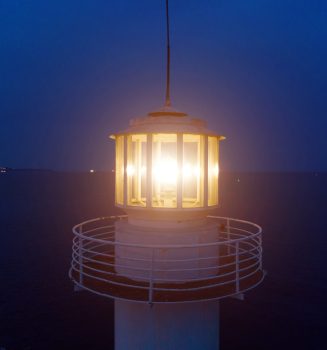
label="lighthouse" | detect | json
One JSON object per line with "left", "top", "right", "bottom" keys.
{"left": 69, "top": 2, "right": 264, "bottom": 349}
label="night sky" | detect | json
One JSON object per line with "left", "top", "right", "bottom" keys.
{"left": 1, "top": 0, "right": 326, "bottom": 172}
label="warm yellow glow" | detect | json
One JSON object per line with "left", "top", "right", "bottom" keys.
{"left": 153, "top": 157, "right": 178, "bottom": 185}
{"left": 126, "top": 165, "right": 135, "bottom": 176}
{"left": 183, "top": 163, "right": 200, "bottom": 178}
{"left": 115, "top": 135, "right": 124, "bottom": 205}
{"left": 152, "top": 133, "right": 177, "bottom": 208}
{"left": 127, "top": 161, "right": 200, "bottom": 184}
{"left": 182, "top": 134, "right": 204, "bottom": 208}
{"left": 127, "top": 162, "right": 200, "bottom": 182}
{"left": 208, "top": 136, "right": 219, "bottom": 206}
{"left": 115, "top": 132, "right": 220, "bottom": 208}
{"left": 127, "top": 134, "right": 147, "bottom": 206}
{"left": 126, "top": 166, "right": 146, "bottom": 176}
{"left": 213, "top": 163, "right": 219, "bottom": 177}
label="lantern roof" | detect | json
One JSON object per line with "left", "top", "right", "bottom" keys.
{"left": 110, "top": 106, "right": 225, "bottom": 140}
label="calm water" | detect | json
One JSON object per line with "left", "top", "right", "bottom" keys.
{"left": 0, "top": 171, "right": 326, "bottom": 349}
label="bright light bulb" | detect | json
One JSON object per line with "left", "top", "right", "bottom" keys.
{"left": 153, "top": 157, "right": 177, "bottom": 185}
{"left": 126, "top": 165, "right": 135, "bottom": 176}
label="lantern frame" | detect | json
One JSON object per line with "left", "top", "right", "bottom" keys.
{"left": 111, "top": 109, "right": 225, "bottom": 214}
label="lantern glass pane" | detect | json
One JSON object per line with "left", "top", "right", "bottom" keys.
{"left": 182, "top": 134, "right": 204, "bottom": 208}
{"left": 152, "top": 134, "right": 177, "bottom": 208}
{"left": 127, "top": 134, "right": 147, "bottom": 207}
{"left": 115, "top": 135, "right": 124, "bottom": 205}
{"left": 208, "top": 136, "right": 219, "bottom": 206}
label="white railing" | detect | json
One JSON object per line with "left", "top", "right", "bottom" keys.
{"left": 69, "top": 215, "right": 264, "bottom": 304}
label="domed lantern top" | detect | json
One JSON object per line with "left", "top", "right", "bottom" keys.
{"left": 110, "top": 106, "right": 225, "bottom": 218}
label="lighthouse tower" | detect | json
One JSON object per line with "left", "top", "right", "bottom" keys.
{"left": 69, "top": 2, "right": 264, "bottom": 349}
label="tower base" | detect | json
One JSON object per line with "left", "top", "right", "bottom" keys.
{"left": 115, "top": 300, "right": 220, "bottom": 350}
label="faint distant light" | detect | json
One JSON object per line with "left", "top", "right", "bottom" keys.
{"left": 111, "top": 169, "right": 115, "bottom": 172}
{"left": 90, "top": 169, "right": 95, "bottom": 173}
{"left": 0, "top": 170, "right": 6, "bottom": 173}
{"left": 236, "top": 178, "right": 240, "bottom": 183}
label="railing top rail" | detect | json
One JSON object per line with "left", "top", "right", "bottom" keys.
{"left": 72, "top": 215, "right": 262, "bottom": 249}
{"left": 72, "top": 215, "right": 127, "bottom": 232}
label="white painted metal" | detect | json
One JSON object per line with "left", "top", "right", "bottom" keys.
{"left": 69, "top": 215, "right": 263, "bottom": 304}
{"left": 235, "top": 241, "right": 240, "bottom": 294}
{"left": 177, "top": 133, "right": 183, "bottom": 209}
{"left": 123, "top": 137, "right": 128, "bottom": 206}
{"left": 203, "top": 136, "right": 208, "bottom": 207}
{"left": 111, "top": 111, "right": 226, "bottom": 139}
{"left": 146, "top": 133, "right": 153, "bottom": 208}
{"left": 78, "top": 225, "right": 83, "bottom": 285}
{"left": 226, "top": 218, "right": 231, "bottom": 255}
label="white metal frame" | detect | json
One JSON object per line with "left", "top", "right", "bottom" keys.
{"left": 69, "top": 215, "right": 264, "bottom": 304}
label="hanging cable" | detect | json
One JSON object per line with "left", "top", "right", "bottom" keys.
{"left": 165, "top": 0, "right": 171, "bottom": 107}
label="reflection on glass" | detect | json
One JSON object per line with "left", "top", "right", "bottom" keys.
{"left": 127, "top": 134, "right": 147, "bottom": 206}
{"left": 115, "top": 135, "right": 124, "bottom": 205}
{"left": 208, "top": 136, "right": 219, "bottom": 206}
{"left": 152, "top": 134, "right": 177, "bottom": 208}
{"left": 182, "top": 134, "right": 204, "bottom": 208}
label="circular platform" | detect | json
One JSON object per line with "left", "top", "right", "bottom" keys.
{"left": 69, "top": 216, "right": 264, "bottom": 304}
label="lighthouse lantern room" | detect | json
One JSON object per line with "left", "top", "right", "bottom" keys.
{"left": 112, "top": 110, "right": 225, "bottom": 213}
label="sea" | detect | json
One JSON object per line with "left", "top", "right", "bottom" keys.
{"left": 0, "top": 171, "right": 326, "bottom": 350}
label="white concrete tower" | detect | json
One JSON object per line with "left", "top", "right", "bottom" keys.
{"left": 69, "top": 2, "right": 264, "bottom": 349}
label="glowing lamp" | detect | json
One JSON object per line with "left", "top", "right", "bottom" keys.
{"left": 111, "top": 107, "right": 225, "bottom": 219}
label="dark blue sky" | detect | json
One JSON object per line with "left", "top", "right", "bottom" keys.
{"left": 1, "top": 0, "right": 326, "bottom": 171}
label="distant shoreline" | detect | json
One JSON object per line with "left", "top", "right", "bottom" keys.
{"left": 1, "top": 168, "right": 326, "bottom": 175}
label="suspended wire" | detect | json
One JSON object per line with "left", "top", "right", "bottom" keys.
{"left": 165, "top": 0, "right": 171, "bottom": 107}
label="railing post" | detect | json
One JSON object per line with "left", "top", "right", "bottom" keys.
{"left": 78, "top": 225, "right": 84, "bottom": 286}
{"left": 259, "top": 233, "right": 262, "bottom": 270}
{"left": 235, "top": 241, "right": 240, "bottom": 294}
{"left": 149, "top": 248, "right": 155, "bottom": 305}
{"left": 226, "top": 218, "right": 231, "bottom": 256}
